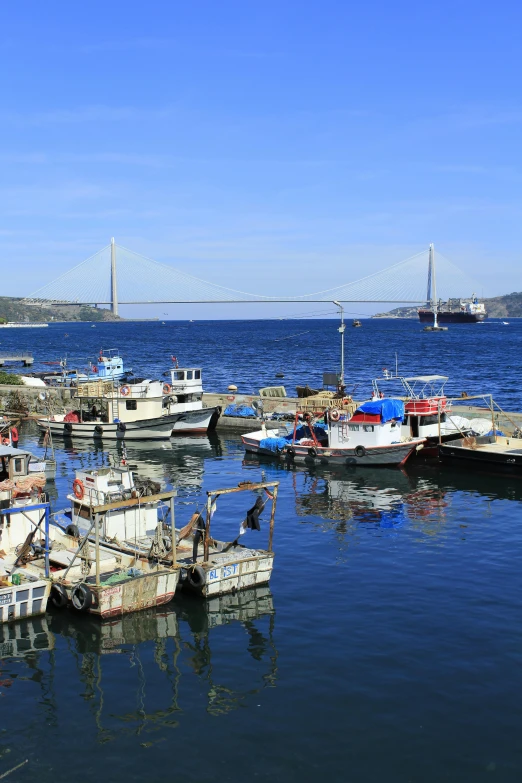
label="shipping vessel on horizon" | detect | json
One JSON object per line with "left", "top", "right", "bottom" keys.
{"left": 418, "top": 294, "right": 488, "bottom": 324}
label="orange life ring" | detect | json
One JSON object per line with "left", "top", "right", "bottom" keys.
{"left": 120, "top": 385, "right": 131, "bottom": 397}
{"left": 342, "top": 398, "right": 351, "bottom": 407}
{"left": 92, "top": 365, "right": 98, "bottom": 373}
{"left": 162, "top": 383, "right": 171, "bottom": 395}
{"left": 330, "top": 408, "right": 341, "bottom": 422}
{"left": 73, "top": 479, "right": 84, "bottom": 500}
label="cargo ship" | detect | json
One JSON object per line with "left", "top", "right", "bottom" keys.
{"left": 418, "top": 295, "right": 487, "bottom": 324}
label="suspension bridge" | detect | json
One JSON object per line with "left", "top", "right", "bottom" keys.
{"left": 23, "top": 239, "right": 481, "bottom": 315}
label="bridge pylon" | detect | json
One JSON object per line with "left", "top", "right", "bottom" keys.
{"left": 110, "top": 237, "right": 118, "bottom": 316}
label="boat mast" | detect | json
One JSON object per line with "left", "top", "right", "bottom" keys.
{"left": 333, "top": 300, "right": 345, "bottom": 389}
{"left": 429, "top": 243, "right": 438, "bottom": 328}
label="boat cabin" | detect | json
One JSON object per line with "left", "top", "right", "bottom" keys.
{"left": 371, "top": 374, "right": 450, "bottom": 441}
{"left": 168, "top": 367, "right": 203, "bottom": 403}
{"left": 329, "top": 399, "right": 404, "bottom": 448}
{"left": 70, "top": 380, "right": 166, "bottom": 423}
{"left": 92, "top": 349, "right": 125, "bottom": 380}
{"left": 67, "top": 466, "right": 160, "bottom": 542}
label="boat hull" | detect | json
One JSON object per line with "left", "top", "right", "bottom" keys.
{"left": 36, "top": 414, "right": 178, "bottom": 441}
{"left": 439, "top": 437, "right": 522, "bottom": 475}
{"left": 182, "top": 553, "right": 274, "bottom": 598}
{"left": 170, "top": 406, "right": 218, "bottom": 434}
{"left": 56, "top": 570, "right": 179, "bottom": 618}
{"left": 0, "top": 579, "right": 51, "bottom": 623}
{"left": 242, "top": 437, "right": 424, "bottom": 467}
{"left": 418, "top": 309, "right": 487, "bottom": 324}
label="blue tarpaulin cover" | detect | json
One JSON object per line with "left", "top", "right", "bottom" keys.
{"left": 356, "top": 398, "right": 405, "bottom": 423}
{"left": 224, "top": 404, "right": 257, "bottom": 417}
{"left": 259, "top": 437, "right": 288, "bottom": 452}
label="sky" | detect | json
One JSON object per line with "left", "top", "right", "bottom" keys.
{"left": 0, "top": 1, "right": 520, "bottom": 319}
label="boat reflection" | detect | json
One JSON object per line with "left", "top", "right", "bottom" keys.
{"left": 0, "top": 587, "right": 277, "bottom": 742}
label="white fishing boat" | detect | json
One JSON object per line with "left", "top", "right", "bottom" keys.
{"left": 36, "top": 379, "right": 178, "bottom": 441}
{"left": 27, "top": 470, "right": 180, "bottom": 619}
{"left": 176, "top": 480, "right": 279, "bottom": 598}
{"left": 0, "top": 479, "right": 53, "bottom": 623}
{"left": 162, "top": 362, "right": 219, "bottom": 434}
{"left": 242, "top": 400, "right": 425, "bottom": 467}
{"left": 0, "top": 322, "right": 48, "bottom": 328}
{"left": 43, "top": 348, "right": 129, "bottom": 387}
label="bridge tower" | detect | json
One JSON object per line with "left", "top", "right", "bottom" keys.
{"left": 110, "top": 237, "right": 118, "bottom": 316}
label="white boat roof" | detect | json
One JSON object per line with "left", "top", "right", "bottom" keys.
{"left": 403, "top": 375, "right": 448, "bottom": 382}
{"left": 0, "top": 446, "right": 32, "bottom": 457}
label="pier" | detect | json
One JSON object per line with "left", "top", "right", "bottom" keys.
{"left": 0, "top": 353, "right": 34, "bottom": 367}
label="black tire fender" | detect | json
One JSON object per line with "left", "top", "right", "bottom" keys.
{"left": 65, "top": 524, "right": 80, "bottom": 538}
{"left": 50, "top": 583, "right": 68, "bottom": 609}
{"left": 71, "top": 583, "right": 93, "bottom": 612}
{"left": 94, "top": 425, "right": 103, "bottom": 436}
{"left": 117, "top": 422, "right": 126, "bottom": 433}
{"left": 307, "top": 447, "right": 318, "bottom": 457}
{"left": 64, "top": 422, "right": 73, "bottom": 434}
{"left": 186, "top": 565, "right": 206, "bottom": 591}
{"left": 354, "top": 445, "right": 366, "bottom": 458}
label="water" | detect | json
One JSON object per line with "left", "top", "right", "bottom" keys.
{"left": 1, "top": 319, "right": 521, "bottom": 782}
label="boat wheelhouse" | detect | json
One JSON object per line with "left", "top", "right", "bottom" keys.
{"left": 163, "top": 364, "right": 219, "bottom": 434}
{"left": 242, "top": 399, "right": 425, "bottom": 467}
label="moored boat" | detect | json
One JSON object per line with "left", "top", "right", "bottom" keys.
{"left": 439, "top": 432, "right": 522, "bottom": 475}
{"left": 242, "top": 399, "right": 425, "bottom": 467}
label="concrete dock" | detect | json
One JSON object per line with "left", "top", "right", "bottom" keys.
{"left": 0, "top": 354, "right": 34, "bottom": 367}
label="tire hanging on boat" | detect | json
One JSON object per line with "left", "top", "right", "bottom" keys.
{"left": 50, "top": 583, "right": 68, "bottom": 609}
{"left": 65, "top": 524, "right": 80, "bottom": 538}
{"left": 94, "top": 425, "right": 103, "bottom": 436}
{"left": 71, "top": 583, "right": 93, "bottom": 612}
{"left": 186, "top": 565, "right": 206, "bottom": 591}
{"left": 64, "top": 422, "right": 73, "bottom": 434}
{"left": 354, "top": 445, "right": 366, "bottom": 458}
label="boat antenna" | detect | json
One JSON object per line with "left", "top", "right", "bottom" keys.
{"left": 395, "top": 352, "right": 398, "bottom": 378}
{"left": 333, "top": 301, "right": 345, "bottom": 390}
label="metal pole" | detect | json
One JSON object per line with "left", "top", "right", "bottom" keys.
{"left": 44, "top": 505, "right": 50, "bottom": 578}
{"left": 95, "top": 512, "right": 101, "bottom": 587}
{"left": 170, "top": 493, "right": 177, "bottom": 566}
{"left": 490, "top": 394, "right": 496, "bottom": 439}
{"left": 203, "top": 493, "right": 213, "bottom": 562}
{"left": 111, "top": 237, "right": 118, "bottom": 317}
{"left": 333, "top": 300, "right": 345, "bottom": 387}
{"left": 268, "top": 485, "right": 278, "bottom": 553}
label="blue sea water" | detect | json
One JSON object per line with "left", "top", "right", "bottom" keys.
{"left": 0, "top": 319, "right": 521, "bottom": 782}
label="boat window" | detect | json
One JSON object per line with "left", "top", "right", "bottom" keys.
{"left": 173, "top": 371, "right": 185, "bottom": 381}
{"left": 186, "top": 370, "right": 193, "bottom": 380}
{"left": 195, "top": 370, "right": 201, "bottom": 379}
{"left": 421, "top": 414, "right": 440, "bottom": 426}
{"left": 403, "top": 415, "right": 409, "bottom": 425}
{"left": 13, "top": 458, "right": 25, "bottom": 474}
{"left": 348, "top": 424, "right": 360, "bottom": 431}
{"left": 363, "top": 425, "right": 374, "bottom": 432}
{"left": 125, "top": 400, "right": 137, "bottom": 410}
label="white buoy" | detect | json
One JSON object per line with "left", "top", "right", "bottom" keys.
{"left": 228, "top": 384, "right": 238, "bottom": 392}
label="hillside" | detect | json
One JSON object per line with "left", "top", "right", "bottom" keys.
{"left": 0, "top": 297, "right": 122, "bottom": 323}
{"left": 373, "top": 292, "right": 522, "bottom": 319}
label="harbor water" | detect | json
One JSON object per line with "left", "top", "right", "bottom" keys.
{"left": 1, "top": 319, "right": 521, "bottom": 782}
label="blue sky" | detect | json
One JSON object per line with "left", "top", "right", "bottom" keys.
{"left": 1, "top": 1, "right": 520, "bottom": 318}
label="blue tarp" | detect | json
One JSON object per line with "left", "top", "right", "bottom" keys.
{"left": 224, "top": 404, "right": 257, "bottom": 418}
{"left": 259, "top": 437, "right": 288, "bottom": 452}
{"left": 356, "top": 398, "right": 405, "bottom": 423}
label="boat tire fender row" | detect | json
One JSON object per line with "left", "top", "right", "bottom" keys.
{"left": 72, "top": 583, "right": 93, "bottom": 612}
{"left": 73, "top": 479, "right": 85, "bottom": 500}
{"left": 187, "top": 565, "right": 206, "bottom": 590}
{"left": 355, "top": 445, "right": 366, "bottom": 458}
{"left": 50, "top": 583, "right": 68, "bottom": 609}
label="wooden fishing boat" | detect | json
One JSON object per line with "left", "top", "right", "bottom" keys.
{"left": 439, "top": 433, "right": 522, "bottom": 475}
{"left": 242, "top": 400, "right": 425, "bottom": 467}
